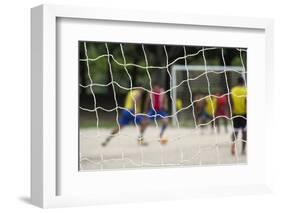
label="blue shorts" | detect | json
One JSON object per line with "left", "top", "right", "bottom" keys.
{"left": 118, "top": 109, "right": 143, "bottom": 126}
{"left": 147, "top": 109, "right": 167, "bottom": 120}
{"left": 198, "top": 111, "right": 213, "bottom": 120}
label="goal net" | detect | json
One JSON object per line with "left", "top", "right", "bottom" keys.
{"left": 79, "top": 42, "right": 247, "bottom": 171}
{"left": 170, "top": 65, "right": 246, "bottom": 127}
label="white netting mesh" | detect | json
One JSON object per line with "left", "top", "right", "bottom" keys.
{"left": 79, "top": 42, "right": 247, "bottom": 170}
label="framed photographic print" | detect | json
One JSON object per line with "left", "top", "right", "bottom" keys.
{"left": 31, "top": 4, "right": 274, "bottom": 208}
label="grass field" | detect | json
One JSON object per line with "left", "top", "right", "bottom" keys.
{"left": 80, "top": 125, "right": 247, "bottom": 171}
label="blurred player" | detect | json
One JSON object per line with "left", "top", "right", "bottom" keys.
{"left": 102, "top": 88, "right": 147, "bottom": 146}
{"left": 144, "top": 83, "right": 169, "bottom": 141}
{"left": 176, "top": 98, "right": 183, "bottom": 123}
{"left": 194, "top": 93, "right": 205, "bottom": 126}
{"left": 230, "top": 77, "right": 247, "bottom": 155}
{"left": 195, "top": 93, "right": 217, "bottom": 133}
{"left": 204, "top": 95, "right": 217, "bottom": 133}
{"left": 215, "top": 92, "right": 229, "bottom": 133}
{"left": 176, "top": 98, "right": 183, "bottom": 111}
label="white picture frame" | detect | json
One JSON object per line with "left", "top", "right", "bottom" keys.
{"left": 31, "top": 4, "right": 274, "bottom": 208}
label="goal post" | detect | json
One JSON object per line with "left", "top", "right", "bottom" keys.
{"left": 170, "top": 65, "right": 246, "bottom": 127}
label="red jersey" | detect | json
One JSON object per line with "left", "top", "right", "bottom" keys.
{"left": 152, "top": 88, "right": 164, "bottom": 111}
{"left": 216, "top": 95, "right": 227, "bottom": 116}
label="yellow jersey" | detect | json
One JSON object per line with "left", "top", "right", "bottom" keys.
{"left": 205, "top": 96, "right": 217, "bottom": 116}
{"left": 124, "top": 90, "right": 141, "bottom": 113}
{"left": 231, "top": 86, "right": 247, "bottom": 115}
{"left": 176, "top": 98, "right": 183, "bottom": 110}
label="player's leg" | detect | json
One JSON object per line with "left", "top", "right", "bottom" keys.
{"left": 205, "top": 113, "right": 215, "bottom": 134}
{"left": 217, "top": 117, "right": 228, "bottom": 134}
{"left": 101, "top": 110, "right": 128, "bottom": 146}
{"left": 198, "top": 111, "right": 207, "bottom": 134}
{"left": 223, "top": 117, "right": 228, "bottom": 133}
{"left": 102, "top": 125, "right": 124, "bottom": 146}
{"left": 135, "top": 115, "right": 149, "bottom": 146}
{"left": 231, "top": 130, "right": 239, "bottom": 155}
{"left": 158, "top": 110, "right": 168, "bottom": 138}
{"left": 241, "top": 115, "right": 247, "bottom": 155}
{"left": 160, "top": 118, "right": 168, "bottom": 138}
{"left": 210, "top": 118, "right": 215, "bottom": 134}
{"left": 231, "top": 116, "right": 240, "bottom": 155}
{"left": 216, "top": 118, "right": 221, "bottom": 134}
{"left": 241, "top": 129, "right": 247, "bottom": 155}
{"left": 137, "top": 108, "right": 153, "bottom": 144}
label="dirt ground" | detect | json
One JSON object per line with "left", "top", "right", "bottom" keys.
{"left": 80, "top": 126, "right": 247, "bottom": 171}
